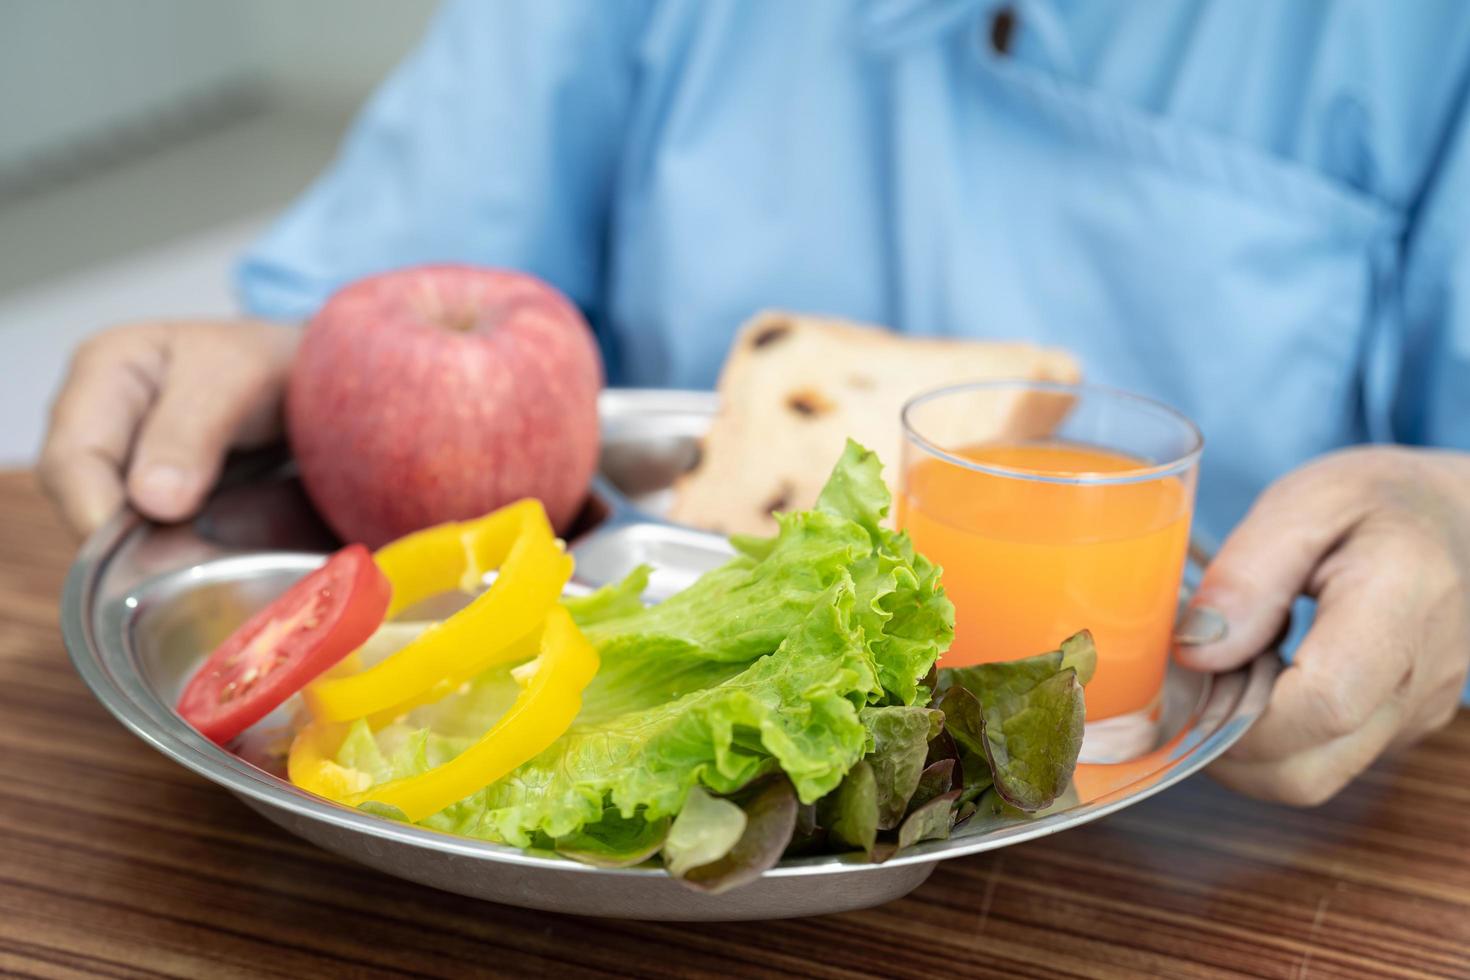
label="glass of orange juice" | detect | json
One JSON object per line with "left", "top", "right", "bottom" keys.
{"left": 898, "top": 380, "right": 1202, "bottom": 757}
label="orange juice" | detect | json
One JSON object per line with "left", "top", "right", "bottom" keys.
{"left": 898, "top": 442, "right": 1192, "bottom": 720}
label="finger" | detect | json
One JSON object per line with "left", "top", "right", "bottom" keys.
{"left": 38, "top": 332, "right": 165, "bottom": 534}
{"left": 1393, "top": 683, "right": 1463, "bottom": 751}
{"left": 1223, "top": 529, "right": 1418, "bottom": 762}
{"left": 36, "top": 448, "right": 125, "bottom": 537}
{"left": 1225, "top": 642, "right": 1407, "bottom": 765}
{"left": 1391, "top": 591, "right": 1469, "bottom": 751}
{"left": 1209, "top": 695, "right": 1405, "bottom": 807}
{"left": 126, "top": 341, "right": 286, "bottom": 522}
{"left": 1175, "top": 459, "right": 1369, "bottom": 672}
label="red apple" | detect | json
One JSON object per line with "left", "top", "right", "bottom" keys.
{"left": 286, "top": 265, "right": 603, "bottom": 547}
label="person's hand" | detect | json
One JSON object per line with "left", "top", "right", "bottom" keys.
{"left": 1175, "top": 447, "right": 1470, "bottom": 806}
{"left": 39, "top": 320, "right": 298, "bottom": 535}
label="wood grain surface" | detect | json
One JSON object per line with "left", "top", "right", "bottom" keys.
{"left": 1, "top": 470, "right": 1467, "bottom": 979}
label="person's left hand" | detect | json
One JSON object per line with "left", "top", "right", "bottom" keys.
{"left": 1174, "top": 446, "right": 1470, "bottom": 806}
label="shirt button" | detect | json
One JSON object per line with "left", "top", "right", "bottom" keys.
{"left": 989, "top": 4, "right": 1017, "bottom": 55}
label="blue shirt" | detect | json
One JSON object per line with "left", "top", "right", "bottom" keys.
{"left": 238, "top": 0, "right": 1470, "bottom": 550}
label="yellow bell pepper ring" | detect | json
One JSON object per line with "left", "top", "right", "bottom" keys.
{"left": 287, "top": 720, "right": 372, "bottom": 801}
{"left": 304, "top": 501, "right": 572, "bottom": 724}
{"left": 362, "top": 627, "right": 540, "bottom": 731}
{"left": 349, "top": 604, "right": 599, "bottom": 822}
{"left": 374, "top": 498, "right": 553, "bottom": 620}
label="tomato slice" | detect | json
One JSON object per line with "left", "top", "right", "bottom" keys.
{"left": 177, "top": 544, "right": 391, "bottom": 745}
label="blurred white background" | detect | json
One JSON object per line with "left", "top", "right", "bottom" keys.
{"left": 0, "top": 0, "right": 437, "bottom": 463}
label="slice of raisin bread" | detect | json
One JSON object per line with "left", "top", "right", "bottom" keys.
{"left": 668, "top": 311, "right": 1081, "bottom": 536}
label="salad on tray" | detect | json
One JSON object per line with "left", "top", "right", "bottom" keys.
{"left": 178, "top": 441, "right": 1093, "bottom": 894}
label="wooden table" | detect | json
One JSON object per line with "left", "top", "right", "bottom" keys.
{"left": 1, "top": 471, "right": 1467, "bottom": 979}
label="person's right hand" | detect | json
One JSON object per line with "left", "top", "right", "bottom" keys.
{"left": 39, "top": 320, "right": 299, "bottom": 536}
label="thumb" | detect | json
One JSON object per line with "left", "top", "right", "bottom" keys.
{"left": 127, "top": 340, "right": 286, "bottom": 522}
{"left": 1175, "top": 459, "right": 1366, "bottom": 672}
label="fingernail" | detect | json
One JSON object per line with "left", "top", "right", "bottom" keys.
{"left": 1174, "top": 605, "right": 1228, "bottom": 646}
{"left": 136, "top": 464, "right": 193, "bottom": 513}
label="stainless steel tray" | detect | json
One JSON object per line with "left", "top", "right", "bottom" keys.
{"left": 62, "top": 388, "right": 1277, "bottom": 921}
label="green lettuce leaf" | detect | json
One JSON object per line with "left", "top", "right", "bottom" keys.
{"left": 822, "top": 442, "right": 954, "bottom": 705}
{"left": 680, "top": 778, "right": 799, "bottom": 894}
{"left": 861, "top": 705, "right": 943, "bottom": 830}
{"left": 925, "top": 720, "right": 992, "bottom": 806}
{"left": 816, "top": 705, "right": 950, "bottom": 855}
{"left": 579, "top": 441, "right": 953, "bottom": 709}
{"left": 942, "top": 630, "right": 1097, "bottom": 712}
{"left": 937, "top": 631, "right": 1094, "bottom": 812}
{"left": 563, "top": 565, "right": 652, "bottom": 627}
{"left": 663, "top": 787, "right": 747, "bottom": 877}
{"left": 555, "top": 808, "right": 669, "bottom": 868}
{"left": 1059, "top": 630, "right": 1098, "bottom": 685}
{"left": 857, "top": 531, "right": 952, "bottom": 706}
{"left": 579, "top": 512, "right": 870, "bottom": 666}
{"left": 821, "top": 759, "right": 878, "bottom": 854}
{"left": 909, "top": 759, "right": 956, "bottom": 812}
{"left": 471, "top": 582, "right": 878, "bottom": 845}
{"left": 899, "top": 791, "right": 959, "bottom": 848}
{"left": 976, "top": 670, "right": 1085, "bottom": 811}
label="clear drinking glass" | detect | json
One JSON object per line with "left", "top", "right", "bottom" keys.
{"left": 898, "top": 380, "right": 1202, "bottom": 753}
